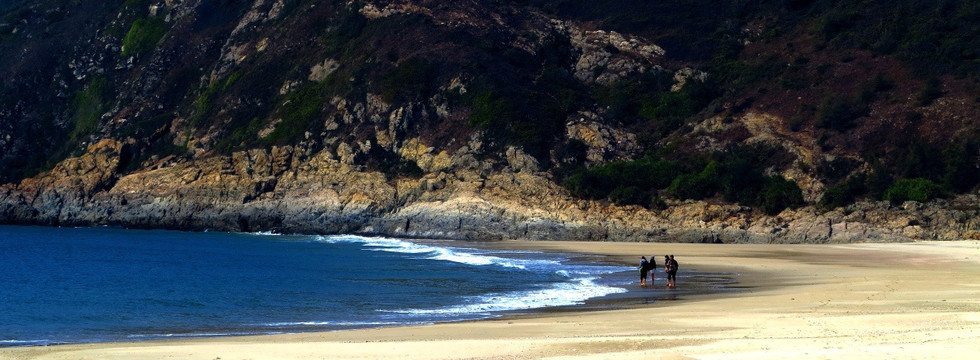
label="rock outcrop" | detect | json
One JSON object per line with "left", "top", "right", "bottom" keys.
{"left": 2, "top": 138, "right": 978, "bottom": 243}
{"left": 2, "top": 1, "right": 978, "bottom": 244}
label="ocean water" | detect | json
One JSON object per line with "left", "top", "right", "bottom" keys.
{"left": 0, "top": 225, "right": 635, "bottom": 346}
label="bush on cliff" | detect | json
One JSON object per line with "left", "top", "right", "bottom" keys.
{"left": 665, "top": 146, "right": 804, "bottom": 214}
{"left": 888, "top": 140, "right": 980, "bottom": 196}
{"left": 563, "top": 157, "right": 681, "bottom": 203}
{"left": 121, "top": 16, "right": 166, "bottom": 57}
{"left": 594, "top": 71, "right": 718, "bottom": 139}
{"left": 264, "top": 81, "right": 330, "bottom": 145}
{"left": 380, "top": 57, "right": 435, "bottom": 103}
{"left": 757, "top": 176, "right": 805, "bottom": 215}
{"left": 819, "top": 174, "right": 867, "bottom": 211}
{"left": 608, "top": 186, "right": 645, "bottom": 206}
{"left": 884, "top": 178, "right": 944, "bottom": 204}
{"left": 667, "top": 161, "right": 719, "bottom": 200}
{"left": 941, "top": 141, "right": 980, "bottom": 193}
{"left": 69, "top": 76, "right": 110, "bottom": 146}
{"left": 562, "top": 142, "right": 806, "bottom": 213}
{"left": 816, "top": 94, "right": 868, "bottom": 131}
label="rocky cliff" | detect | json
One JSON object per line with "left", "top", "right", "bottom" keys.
{"left": 3, "top": 137, "right": 978, "bottom": 243}
{"left": 1, "top": 1, "right": 978, "bottom": 242}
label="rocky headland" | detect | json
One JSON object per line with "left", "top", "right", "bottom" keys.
{"left": 2, "top": 138, "right": 977, "bottom": 243}
{"left": 2, "top": 1, "right": 978, "bottom": 243}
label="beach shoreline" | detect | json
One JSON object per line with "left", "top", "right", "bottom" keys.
{"left": 3, "top": 240, "right": 979, "bottom": 359}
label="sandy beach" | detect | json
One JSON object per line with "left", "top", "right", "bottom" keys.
{"left": 3, "top": 240, "right": 979, "bottom": 360}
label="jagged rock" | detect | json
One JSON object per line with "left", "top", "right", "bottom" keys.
{"left": 566, "top": 115, "right": 643, "bottom": 166}
{"left": 504, "top": 146, "right": 540, "bottom": 173}
{"left": 558, "top": 21, "right": 666, "bottom": 85}
{"left": 671, "top": 68, "right": 708, "bottom": 92}
{"left": 2, "top": 1, "right": 978, "bottom": 245}
{"left": 337, "top": 142, "right": 356, "bottom": 165}
{"left": 399, "top": 138, "right": 451, "bottom": 173}
{"left": 309, "top": 59, "right": 339, "bottom": 82}
{"left": 4, "top": 140, "right": 976, "bottom": 242}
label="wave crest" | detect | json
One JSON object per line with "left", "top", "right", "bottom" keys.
{"left": 314, "top": 235, "right": 534, "bottom": 269}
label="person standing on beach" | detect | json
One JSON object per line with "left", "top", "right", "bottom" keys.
{"left": 647, "top": 255, "right": 657, "bottom": 286}
{"left": 638, "top": 256, "right": 650, "bottom": 286}
{"left": 663, "top": 255, "right": 673, "bottom": 288}
{"left": 667, "top": 255, "right": 679, "bottom": 288}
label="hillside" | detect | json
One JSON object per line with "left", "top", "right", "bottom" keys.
{"left": 1, "top": 0, "right": 978, "bottom": 242}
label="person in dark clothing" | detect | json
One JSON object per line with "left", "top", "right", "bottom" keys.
{"left": 647, "top": 255, "right": 657, "bottom": 286}
{"left": 667, "top": 254, "right": 679, "bottom": 288}
{"left": 638, "top": 256, "right": 649, "bottom": 286}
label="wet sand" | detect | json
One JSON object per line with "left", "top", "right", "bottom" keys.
{"left": 3, "top": 240, "right": 979, "bottom": 359}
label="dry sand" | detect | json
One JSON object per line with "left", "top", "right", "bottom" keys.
{"left": 3, "top": 240, "right": 979, "bottom": 359}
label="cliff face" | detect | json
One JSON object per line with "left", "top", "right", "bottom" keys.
{"left": 1, "top": 1, "right": 978, "bottom": 242}
{"left": 3, "top": 138, "right": 979, "bottom": 243}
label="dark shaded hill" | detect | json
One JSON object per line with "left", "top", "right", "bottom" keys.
{"left": 1, "top": 0, "right": 978, "bottom": 241}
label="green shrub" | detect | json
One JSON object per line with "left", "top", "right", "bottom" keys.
{"left": 593, "top": 157, "right": 681, "bottom": 190}
{"left": 659, "top": 145, "right": 805, "bottom": 214}
{"left": 818, "top": 8, "right": 858, "bottom": 41}
{"left": 649, "top": 195, "right": 668, "bottom": 210}
{"left": 896, "top": 141, "right": 944, "bottom": 180}
{"left": 462, "top": 36, "right": 585, "bottom": 160}
{"left": 562, "top": 156, "right": 681, "bottom": 206}
{"left": 562, "top": 171, "right": 607, "bottom": 200}
{"left": 215, "top": 117, "right": 265, "bottom": 154}
{"left": 865, "top": 168, "right": 894, "bottom": 200}
{"left": 592, "top": 72, "right": 718, "bottom": 140}
{"left": 189, "top": 72, "right": 241, "bottom": 130}
{"left": 379, "top": 57, "right": 433, "bottom": 103}
{"left": 668, "top": 161, "right": 719, "bottom": 200}
{"left": 637, "top": 78, "right": 719, "bottom": 135}
{"left": 942, "top": 141, "right": 980, "bottom": 193}
{"left": 757, "top": 176, "right": 805, "bottom": 215}
{"left": 858, "top": 74, "right": 895, "bottom": 102}
{"left": 69, "top": 76, "right": 110, "bottom": 144}
{"left": 819, "top": 183, "right": 852, "bottom": 211}
{"left": 467, "top": 89, "right": 512, "bottom": 128}
{"left": 816, "top": 95, "right": 866, "bottom": 131}
{"left": 884, "top": 178, "right": 943, "bottom": 203}
{"left": 608, "top": 186, "right": 646, "bottom": 206}
{"left": 265, "top": 82, "right": 329, "bottom": 145}
{"left": 121, "top": 16, "right": 166, "bottom": 57}
{"left": 593, "top": 70, "right": 674, "bottom": 125}
{"left": 818, "top": 173, "right": 868, "bottom": 210}
{"left": 716, "top": 158, "right": 763, "bottom": 204}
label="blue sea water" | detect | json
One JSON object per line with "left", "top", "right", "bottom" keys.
{"left": 0, "top": 225, "right": 634, "bottom": 346}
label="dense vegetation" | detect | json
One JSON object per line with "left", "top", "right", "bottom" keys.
{"left": 534, "top": 0, "right": 980, "bottom": 213}
{"left": 121, "top": 16, "right": 166, "bottom": 57}
{"left": 564, "top": 145, "right": 805, "bottom": 215}
{"left": 0, "top": 0, "right": 977, "bottom": 216}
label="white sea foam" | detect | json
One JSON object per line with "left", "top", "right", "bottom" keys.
{"left": 235, "top": 230, "right": 285, "bottom": 237}
{"left": 127, "top": 331, "right": 284, "bottom": 339}
{"left": 261, "top": 320, "right": 432, "bottom": 327}
{"left": 314, "top": 235, "right": 541, "bottom": 269}
{"left": 383, "top": 277, "right": 627, "bottom": 317}
{"left": 316, "top": 234, "right": 631, "bottom": 319}
{"left": 0, "top": 339, "right": 51, "bottom": 346}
